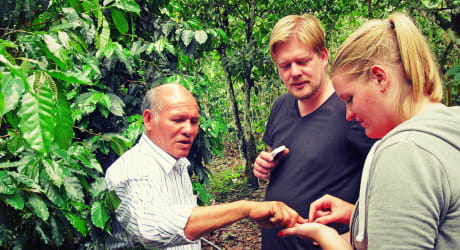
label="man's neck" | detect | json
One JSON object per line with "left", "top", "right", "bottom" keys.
{"left": 297, "top": 78, "right": 335, "bottom": 117}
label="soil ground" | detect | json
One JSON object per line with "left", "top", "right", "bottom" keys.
{"left": 200, "top": 148, "right": 268, "bottom": 250}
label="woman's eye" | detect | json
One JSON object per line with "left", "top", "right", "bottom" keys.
{"left": 347, "top": 96, "right": 353, "bottom": 104}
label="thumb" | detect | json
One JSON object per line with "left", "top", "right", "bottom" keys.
{"left": 314, "top": 214, "right": 339, "bottom": 225}
{"left": 277, "top": 227, "right": 298, "bottom": 238}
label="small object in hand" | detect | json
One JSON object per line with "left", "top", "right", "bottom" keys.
{"left": 271, "top": 145, "right": 286, "bottom": 161}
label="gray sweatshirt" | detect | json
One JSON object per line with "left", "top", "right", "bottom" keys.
{"left": 351, "top": 104, "right": 460, "bottom": 249}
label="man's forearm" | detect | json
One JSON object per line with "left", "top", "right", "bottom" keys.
{"left": 184, "top": 200, "right": 251, "bottom": 240}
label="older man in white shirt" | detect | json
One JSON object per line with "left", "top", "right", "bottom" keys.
{"left": 105, "top": 83, "right": 305, "bottom": 249}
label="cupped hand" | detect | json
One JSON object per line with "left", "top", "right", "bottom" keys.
{"left": 308, "top": 194, "right": 355, "bottom": 225}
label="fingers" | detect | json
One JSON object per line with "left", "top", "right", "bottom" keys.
{"left": 308, "top": 194, "right": 334, "bottom": 222}
{"left": 268, "top": 201, "right": 305, "bottom": 228}
{"left": 253, "top": 151, "right": 276, "bottom": 179}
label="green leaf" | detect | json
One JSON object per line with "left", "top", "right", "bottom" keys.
{"left": 96, "top": 15, "right": 110, "bottom": 50}
{"left": 29, "top": 193, "right": 50, "bottom": 221}
{"left": 43, "top": 34, "right": 69, "bottom": 67}
{"left": 182, "top": 30, "right": 194, "bottom": 47}
{"left": 91, "top": 200, "right": 110, "bottom": 229}
{"left": 63, "top": 211, "right": 87, "bottom": 236}
{"left": 54, "top": 93, "right": 74, "bottom": 149}
{"left": 194, "top": 30, "right": 208, "bottom": 45}
{"left": 35, "top": 222, "right": 51, "bottom": 244}
{"left": 7, "top": 132, "right": 25, "bottom": 156}
{"left": 42, "top": 159, "right": 64, "bottom": 188}
{"left": 42, "top": 180, "right": 66, "bottom": 208}
{"left": 18, "top": 86, "right": 56, "bottom": 155}
{"left": 107, "top": 93, "right": 125, "bottom": 116}
{"left": 5, "top": 192, "right": 24, "bottom": 210}
{"left": 105, "top": 190, "right": 121, "bottom": 211}
{"left": 2, "top": 72, "right": 25, "bottom": 114}
{"left": 63, "top": 175, "right": 84, "bottom": 202}
{"left": 113, "top": 0, "right": 141, "bottom": 15}
{"left": 8, "top": 171, "right": 43, "bottom": 192}
{"left": 0, "top": 171, "right": 16, "bottom": 194}
{"left": 47, "top": 70, "right": 93, "bottom": 85}
{"left": 49, "top": 216, "right": 65, "bottom": 246}
{"left": 110, "top": 8, "right": 129, "bottom": 34}
{"left": 0, "top": 54, "right": 28, "bottom": 87}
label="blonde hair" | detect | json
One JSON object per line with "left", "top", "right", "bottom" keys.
{"left": 331, "top": 13, "right": 443, "bottom": 119}
{"left": 269, "top": 14, "right": 325, "bottom": 61}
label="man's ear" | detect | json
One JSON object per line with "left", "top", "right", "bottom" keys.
{"left": 370, "top": 65, "right": 387, "bottom": 92}
{"left": 143, "top": 109, "right": 153, "bottom": 132}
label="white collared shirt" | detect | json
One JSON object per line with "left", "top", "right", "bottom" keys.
{"left": 105, "top": 133, "right": 200, "bottom": 249}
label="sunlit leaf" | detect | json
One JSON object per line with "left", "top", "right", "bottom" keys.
{"left": 113, "top": 0, "right": 140, "bottom": 15}
{"left": 63, "top": 211, "right": 87, "bottom": 236}
{"left": 194, "top": 30, "right": 208, "bottom": 45}
{"left": 182, "top": 30, "right": 194, "bottom": 47}
{"left": 18, "top": 83, "right": 56, "bottom": 155}
{"left": 91, "top": 200, "right": 110, "bottom": 229}
{"left": 42, "top": 159, "right": 64, "bottom": 188}
{"left": 47, "top": 70, "right": 93, "bottom": 85}
{"left": 1, "top": 72, "right": 25, "bottom": 114}
{"left": 5, "top": 192, "right": 24, "bottom": 210}
{"left": 63, "top": 175, "right": 84, "bottom": 202}
{"left": 29, "top": 193, "right": 50, "bottom": 221}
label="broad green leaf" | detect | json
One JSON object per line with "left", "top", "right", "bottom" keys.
{"left": 194, "top": 30, "right": 208, "bottom": 45}
{"left": 0, "top": 171, "right": 15, "bottom": 194}
{"left": 42, "top": 159, "right": 64, "bottom": 188}
{"left": 105, "top": 133, "right": 131, "bottom": 155}
{"left": 54, "top": 93, "right": 74, "bottom": 149}
{"left": 107, "top": 93, "right": 125, "bottom": 116}
{"left": 216, "top": 28, "right": 228, "bottom": 42}
{"left": 63, "top": 175, "right": 84, "bottom": 202}
{"left": 8, "top": 172, "right": 43, "bottom": 192}
{"left": 182, "top": 30, "right": 194, "bottom": 47}
{"left": 0, "top": 54, "right": 28, "bottom": 88}
{"left": 35, "top": 222, "right": 51, "bottom": 244}
{"left": 96, "top": 15, "right": 110, "bottom": 50}
{"left": 47, "top": 70, "right": 93, "bottom": 85}
{"left": 106, "top": 190, "right": 121, "bottom": 211}
{"left": 91, "top": 200, "right": 110, "bottom": 229}
{"left": 58, "top": 31, "right": 70, "bottom": 49}
{"left": 29, "top": 193, "right": 50, "bottom": 221}
{"left": 2, "top": 72, "right": 25, "bottom": 114}
{"left": 7, "top": 132, "right": 24, "bottom": 156}
{"left": 113, "top": 0, "right": 141, "bottom": 15}
{"left": 43, "top": 181, "right": 66, "bottom": 208}
{"left": 63, "top": 211, "right": 87, "bottom": 236}
{"left": 5, "top": 192, "right": 24, "bottom": 210}
{"left": 89, "top": 177, "right": 106, "bottom": 199}
{"left": 162, "top": 22, "right": 174, "bottom": 37}
{"left": 110, "top": 8, "right": 129, "bottom": 34}
{"left": 18, "top": 87, "right": 56, "bottom": 155}
{"left": 43, "top": 34, "right": 69, "bottom": 67}
{"left": 49, "top": 216, "right": 65, "bottom": 246}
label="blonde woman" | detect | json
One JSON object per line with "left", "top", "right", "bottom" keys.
{"left": 278, "top": 13, "right": 460, "bottom": 249}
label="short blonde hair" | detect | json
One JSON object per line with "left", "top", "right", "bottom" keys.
{"left": 269, "top": 14, "right": 325, "bottom": 61}
{"left": 331, "top": 13, "right": 443, "bottom": 119}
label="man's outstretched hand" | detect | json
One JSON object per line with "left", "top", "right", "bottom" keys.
{"left": 247, "top": 201, "right": 307, "bottom": 228}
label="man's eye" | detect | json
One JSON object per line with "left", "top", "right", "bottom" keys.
{"left": 279, "top": 64, "right": 289, "bottom": 69}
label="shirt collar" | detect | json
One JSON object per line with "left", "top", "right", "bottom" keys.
{"left": 140, "top": 133, "right": 190, "bottom": 174}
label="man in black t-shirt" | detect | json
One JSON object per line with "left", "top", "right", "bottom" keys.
{"left": 253, "top": 14, "right": 376, "bottom": 249}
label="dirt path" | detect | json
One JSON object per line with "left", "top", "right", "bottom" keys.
{"left": 200, "top": 150, "right": 268, "bottom": 250}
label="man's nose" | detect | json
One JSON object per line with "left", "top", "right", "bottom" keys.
{"left": 290, "top": 63, "right": 302, "bottom": 77}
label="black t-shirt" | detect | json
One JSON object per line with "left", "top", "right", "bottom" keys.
{"left": 262, "top": 93, "right": 376, "bottom": 250}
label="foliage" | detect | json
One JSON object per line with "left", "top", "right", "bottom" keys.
{"left": 0, "top": 0, "right": 223, "bottom": 248}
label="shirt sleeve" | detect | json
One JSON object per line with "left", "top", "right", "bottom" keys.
{"left": 366, "top": 141, "right": 447, "bottom": 249}
{"left": 112, "top": 176, "right": 198, "bottom": 249}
